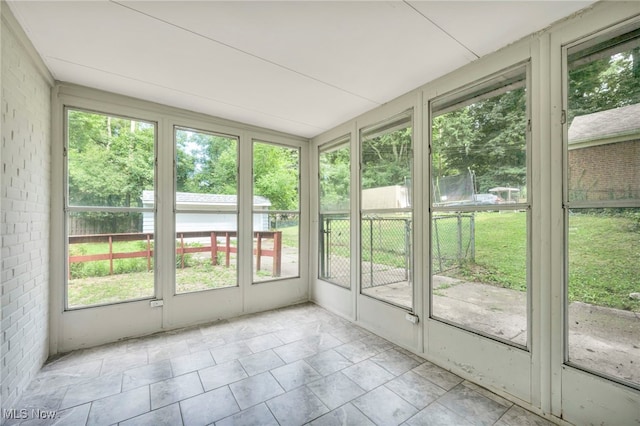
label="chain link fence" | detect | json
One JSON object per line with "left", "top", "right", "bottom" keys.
{"left": 319, "top": 215, "right": 350, "bottom": 287}
{"left": 432, "top": 213, "right": 475, "bottom": 274}
{"left": 321, "top": 213, "right": 474, "bottom": 287}
{"left": 361, "top": 217, "right": 412, "bottom": 289}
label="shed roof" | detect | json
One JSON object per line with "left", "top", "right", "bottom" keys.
{"left": 142, "top": 190, "right": 270, "bottom": 206}
{"left": 569, "top": 103, "right": 640, "bottom": 144}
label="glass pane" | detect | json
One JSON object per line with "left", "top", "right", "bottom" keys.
{"left": 361, "top": 113, "right": 412, "bottom": 209}
{"left": 319, "top": 214, "right": 350, "bottom": 287}
{"left": 175, "top": 215, "right": 238, "bottom": 294}
{"left": 319, "top": 140, "right": 350, "bottom": 287}
{"left": 567, "top": 208, "right": 640, "bottom": 385}
{"left": 253, "top": 141, "right": 300, "bottom": 211}
{"left": 175, "top": 127, "right": 238, "bottom": 207}
{"left": 174, "top": 128, "right": 239, "bottom": 294}
{"left": 360, "top": 213, "right": 412, "bottom": 309}
{"left": 568, "top": 39, "right": 640, "bottom": 203}
{"left": 567, "top": 29, "right": 640, "bottom": 387}
{"left": 431, "top": 211, "right": 527, "bottom": 346}
{"left": 253, "top": 213, "right": 299, "bottom": 282}
{"left": 67, "top": 109, "right": 155, "bottom": 207}
{"left": 431, "top": 75, "right": 527, "bottom": 207}
{"left": 67, "top": 211, "right": 154, "bottom": 308}
{"left": 360, "top": 113, "right": 413, "bottom": 308}
{"left": 320, "top": 141, "right": 350, "bottom": 213}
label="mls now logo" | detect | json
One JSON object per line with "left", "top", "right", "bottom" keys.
{"left": 3, "top": 409, "right": 57, "bottom": 420}
{"left": 2, "top": 409, "right": 28, "bottom": 420}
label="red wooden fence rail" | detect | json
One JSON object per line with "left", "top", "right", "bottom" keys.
{"left": 68, "top": 230, "right": 282, "bottom": 278}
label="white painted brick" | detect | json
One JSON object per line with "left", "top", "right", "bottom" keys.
{"left": 1, "top": 17, "right": 51, "bottom": 417}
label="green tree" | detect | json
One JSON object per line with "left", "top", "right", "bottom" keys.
{"left": 432, "top": 87, "right": 527, "bottom": 193}
{"left": 67, "top": 110, "right": 154, "bottom": 208}
{"left": 175, "top": 129, "right": 237, "bottom": 195}
{"left": 568, "top": 48, "right": 640, "bottom": 123}
{"left": 253, "top": 142, "right": 299, "bottom": 211}
{"left": 361, "top": 127, "right": 412, "bottom": 190}
{"left": 320, "top": 145, "right": 350, "bottom": 211}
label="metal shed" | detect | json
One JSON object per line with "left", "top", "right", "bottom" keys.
{"left": 141, "top": 190, "right": 271, "bottom": 233}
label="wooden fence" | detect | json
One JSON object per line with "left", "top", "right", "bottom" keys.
{"left": 68, "top": 230, "right": 282, "bottom": 278}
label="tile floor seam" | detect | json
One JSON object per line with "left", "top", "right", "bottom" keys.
{"left": 349, "top": 399, "right": 377, "bottom": 426}
{"left": 493, "top": 406, "right": 511, "bottom": 425}
{"left": 195, "top": 364, "right": 206, "bottom": 394}
{"left": 381, "top": 382, "right": 423, "bottom": 411}
{"left": 263, "top": 400, "right": 282, "bottom": 426}
{"left": 146, "top": 385, "right": 153, "bottom": 425}
{"left": 272, "top": 348, "right": 288, "bottom": 367}
{"left": 225, "top": 383, "right": 244, "bottom": 419}
{"left": 178, "top": 398, "right": 186, "bottom": 426}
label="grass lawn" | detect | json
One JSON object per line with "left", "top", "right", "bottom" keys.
{"left": 568, "top": 211, "right": 640, "bottom": 311}
{"left": 452, "top": 211, "right": 640, "bottom": 312}
{"left": 69, "top": 240, "right": 152, "bottom": 278}
{"left": 68, "top": 263, "right": 238, "bottom": 308}
{"left": 279, "top": 224, "right": 300, "bottom": 248}
{"left": 68, "top": 271, "right": 154, "bottom": 308}
{"left": 462, "top": 211, "right": 527, "bottom": 291}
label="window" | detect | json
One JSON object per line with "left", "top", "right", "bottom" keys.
{"left": 360, "top": 111, "right": 413, "bottom": 309}
{"left": 430, "top": 65, "right": 530, "bottom": 347}
{"left": 319, "top": 136, "right": 351, "bottom": 287}
{"left": 252, "top": 141, "right": 300, "bottom": 282}
{"left": 65, "top": 109, "right": 156, "bottom": 308}
{"left": 174, "top": 127, "right": 239, "bottom": 294}
{"left": 565, "top": 25, "right": 640, "bottom": 387}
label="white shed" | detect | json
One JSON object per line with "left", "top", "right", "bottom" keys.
{"left": 141, "top": 190, "right": 271, "bottom": 233}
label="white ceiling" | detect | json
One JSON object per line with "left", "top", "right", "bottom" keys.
{"left": 8, "top": 1, "right": 595, "bottom": 138}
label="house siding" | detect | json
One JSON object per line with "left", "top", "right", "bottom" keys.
{"left": 568, "top": 139, "right": 640, "bottom": 201}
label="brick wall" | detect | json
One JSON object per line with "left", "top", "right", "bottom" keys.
{"left": 568, "top": 139, "right": 640, "bottom": 201}
{"left": 1, "top": 7, "right": 52, "bottom": 417}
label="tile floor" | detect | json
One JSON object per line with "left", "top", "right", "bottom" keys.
{"left": 6, "top": 303, "right": 553, "bottom": 426}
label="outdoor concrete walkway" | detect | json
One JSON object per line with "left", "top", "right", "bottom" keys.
{"left": 366, "top": 276, "right": 640, "bottom": 385}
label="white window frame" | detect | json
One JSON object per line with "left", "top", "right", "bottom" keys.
{"left": 562, "top": 20, "right": 640, "bottom": 390}
{"left": 358, "top": 109, "right": 415, "bottom": 311}
{"left": 428, "top": 62, "right": 532, "bottom": 350}
{"left": 251, "top": 138, "right": 302, "bottom": 283}
{"left": 63, "top": 106, "right": 158, "bottom": 310}
{"left": 173, "top": 125, "right": 241, "bottom": 294}
{"left": 318, "top": 134, "right": 351, "bottom": 288}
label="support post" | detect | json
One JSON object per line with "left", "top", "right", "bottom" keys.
{"left": 225, "top": 232, "right": 231, "bottom": 267}
{"left": 146, "top": 234, "right": 151, "bottom": 271}
{"left": 109, "top": 235, "right": 113, "bottom": 275}
{"left": 256, "top": 232, "right": 262, "bottom": 271}
{"left": 180, "top": 233, "right": 185, "bottom": 269}
{"left": 211, "top": 232, "right": 218, "bottom": 265}
{"left": 273, "top": 231, "right": 282, "bottom": 277}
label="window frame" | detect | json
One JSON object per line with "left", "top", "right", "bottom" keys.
{"left": 318, "top": 134, "right": 351, "bottom": 288}
{"left": 428, "top": 62, "right": 532, "bottom": 350}
{"left": 63, "top": 106, "right": 158, "bottom": 310}
{"left": 173, "top": 125, "right": 241, "bottom": 295}
{"left": 562, "top": 21, "right": 640, "bottom": 389}
{"left": 358, "top": 109, "right": 415, "bottom": 311}
{"left": 251, "top": 138, "right": 302, "bottom": 284}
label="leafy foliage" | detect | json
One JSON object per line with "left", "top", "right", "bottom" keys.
{"left": 68, "top": 114, "right": 301, "bottom": 214}
{"left": 568, "top": 47, "right": 640, "bottom": 124}
{"left": 432, "top": 87, "right": 527, "bottom": 194}
{"left": 67, "top": 110, "right": 154, "bottom": 208}
{"left": 319, "top": 143, "right": 350, "bottom": 212}
{"left": 253, "top": 142, "right": 299, "bottom": 211}
{"left": 362, "top": 127, "right": 412, "bottom": 190}
{"left": 175, "top": 129, "right": 238, "bottom": 195}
